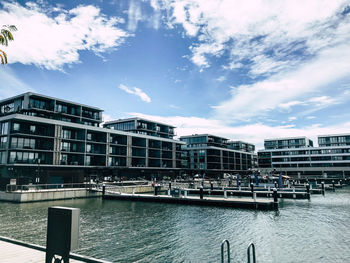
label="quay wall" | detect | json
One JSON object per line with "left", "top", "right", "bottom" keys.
{"left": 0, "top": 189, "right": 102, "bottom": 203}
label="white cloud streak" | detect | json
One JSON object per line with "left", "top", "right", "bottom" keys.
{"left": 119, "top": 84, "right": 151, "bottom": 103}
{"left": 0, "top": 2, "right": 130, "bottom": 70}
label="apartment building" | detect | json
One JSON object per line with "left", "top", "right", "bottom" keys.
{"left": 0, "top": 92, "right": 184, "bottom": 189}
{"left": 258, "top": 135, "right": 350, "bottom": 179}
{"left": 180, "top": 134, "right": 255, "bottom": 177}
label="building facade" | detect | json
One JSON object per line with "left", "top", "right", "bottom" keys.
{"left": 258, "top": 135, "right": 350, "bottom": 179}
{"left": 180, "top": 134, "right": 255, "bottom": 177}
{"left": 103, "top": 117, "right": 175, "bottom": 139}
{"left": 0, "top": 93, "right": 184, "bottom": 189}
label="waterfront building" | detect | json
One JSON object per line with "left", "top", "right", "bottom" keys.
{"left": 0, "top": 92, "right": 184, "bottom": 189}
{"left": 180, "top": 134, "right": 255, "bottom": 177}
{"left": 103, "top": 117, "right": 175, "bottom": 139}
{"left": 264, "top": 136, "right": 313, "bottom": 149}
{"left": 227, "top": 140, "right": 255, "bottom": 153}
{"left": 258, "top": 135, "right": 350, "bottom": 179}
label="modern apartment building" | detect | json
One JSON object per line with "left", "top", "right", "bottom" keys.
{"left": 180, "top": 134, "right": 255, "bottom": 177}
{"left": 264, "top": 136, "right": 313, "bottom": 149}
{"left": 258, "top": 135, "right": 350, "bottom": 179}
{"left": 103, "top": 117, "right": 175, "bottom": 139}
{"left": 227, "top": 141, "right": 255, "bottom": 153}
{"left": 0, "top": 92, "right": 184, "bottom": 189}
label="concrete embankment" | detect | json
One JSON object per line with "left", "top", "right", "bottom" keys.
{"left": 0, "top": 188, "right": 102, "bottom": 203}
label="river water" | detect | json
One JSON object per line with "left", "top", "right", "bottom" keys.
{"left": 0, "top": 188, "right": 350, "bottom": 263}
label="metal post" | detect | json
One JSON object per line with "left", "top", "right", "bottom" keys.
{"left": 321, "top": 181, "right": 325, "bottom": 195}
{"left": 169, "top": 182, "right": 172, "bottom": 190}
{"left": 247, "top": 243, "right": 256, "bottom": 263}
{"left": 224, "top": 190, "right": 227, "bottom": 199}
{"left": 250, "top": 183, "right": 254, "bottom": 198}
{"left": 45, "top": 207, "right": 80, "bottom": 263}
{"left": 211, "top": 182, "right": 214, "bottom": 190}
{"left": 293, "top": 187, "right": 296, "bottom": 199}
{"left": 200, "top": 186, "right": 203, "bottom": 199}
{"left": 273, "top": 188, "right": 278, "bottom": 209}
{"left": 332, "top": 180, "right": 335, "bottom": 192}
{"left": 306, "top": 183, "right": 310, "bottom": 199}
{"left": 102, "top": 184, "right": 106, "bottom": 196}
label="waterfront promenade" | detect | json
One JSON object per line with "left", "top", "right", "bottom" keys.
{"left": 0, "top": 236, "right": 111, "bottom": 263}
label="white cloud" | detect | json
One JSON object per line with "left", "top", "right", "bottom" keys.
{"left": 216, "top": 76, "right": 226, "bottom": 82}
{"left": 127, "top": 0, "right": 142, "bottom": 31}
{"left": 159, "top": 0, "right": 349, "bottom": 75}
{"left": 119, "top": 84, "right": 151, "bottom": 103}
{"left": 288, "top": 116, "right": 297, "bottom": 121}
{"left": 0, "top": 2, "right": 130, "bottom": 70}
{"left": 125, "top": 112, "right": 350, "bottom": 150}
{"left": 212, "top": 44, "right": 350, "bottom": 122}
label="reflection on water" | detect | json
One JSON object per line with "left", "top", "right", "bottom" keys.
{"left": 1, "top": 188, "right": 350, "bottom": 263}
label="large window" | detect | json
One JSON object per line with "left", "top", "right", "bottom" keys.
{"left": 0, "top": 122, "right": 8, "bottom": 135}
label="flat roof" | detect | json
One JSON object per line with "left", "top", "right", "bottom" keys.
{"left": 180, "top": 134, "right": 229, "bottom": 140}
{"left": 227, "top": 140, "right": 254, "bottom": 145}
{"left": 264, "top": 136, "right": 311, "bottom": 141}
{"left": 104, "top": 117, "right": 175, "bottom": 128}
{"left": 318, "top": 133, "right": 350, "bottom": 138}
{"left": 0, "top": 92, "right": 103, "bottom": 111}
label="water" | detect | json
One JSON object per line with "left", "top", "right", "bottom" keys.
{"left": 1, "top": 188, "right": 350, "bottom": 262}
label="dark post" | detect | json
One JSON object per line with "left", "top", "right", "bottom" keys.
{"left": 274, "top": 181, "right": 278, "bottom": 188}
{"left": 306, "top": 183, "right": 310, "bottom": 199}
{"left": 46, "top": 207, "right": 80, "bottom": 263}
{"left": 210, "top": 182, "right": 214, "bottom": 190}
{"left": 332, "top": 180, "right": 335, "bottom": 192}
{"left": 321, "top": 181, "right": 325, "bottom": 195}
{"left": 169, "top": 182, "right": 172, "bottom": 190}
{"left": 200, "top": 186, "right": 203, "bottom": 199}
{"left": 102, "top": 184, "right": 106, "bottom": 196}
{"left": 250, "top": 183, "right": 254, "bottom": 193}
{"left": 154, "top": 185, "right": 158, "bottom": 196}
{"left": 273, "top": 188, "right": 278, "bottom": 209}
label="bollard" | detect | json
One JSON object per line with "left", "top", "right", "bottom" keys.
{"left": 332, "top": 180, "right": 335, "bottom": 192}
{"left": 169, "top": 182, "right": 172, "bottom": 190}
{"left": 211, "top": 182, "right": 214, "bottom": 190}
{"left": 224, "top": 190, "right": 227, "bottom": 199}
{"left": 273, "top": 188, "right": 278, "bottom": 209}
{"left": 293, "top": 187, "right": 296, "bottom": 199}
{"left": 200, "top": 186, "right": 204, "bottom": 199}
{"left": 154, "top": 185, "right": 158, "bottom": 196}
{"left": 321, "top": 181, "right": 325, "bottom": 196}
{"left": 306, "top": 183, "right": 310, "bottom": 199}
{"left": 253, "top": 192, "right": 257, "bottom": 202}
{"left": 102, "top": 184, "right": 106, "bottom": 196}
{"left": 274, "top": 181, "right": 278, "bottom": 189}
{"left": 238, "top": 181, "right": 241, "bottom": 191}
{"left": 250, "top": 183, "right": 254, "bottom": 193}
{"left": 45, "top": 207, "right": 80, "bottom": 263}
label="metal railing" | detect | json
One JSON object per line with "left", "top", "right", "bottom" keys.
{"left": 6, "top": 183, "right": 93, "bottom": 193}
{"left": 221, "top": 239, "right": 231, "bottom": 263}
{"left": 247, "top": 243, "right": 256, "bottom": 263}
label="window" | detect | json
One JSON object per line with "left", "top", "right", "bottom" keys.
{"left": 1, "top": 122, "right": 8, "bottom": 135}
{"left": 13, "top": 123, "right": 20, "bottom": 131}
{"left": 30, "top": 125, "right": 36, "bottom": 134}
{"left": 0, "top": 137, "right": 7, "bottom": 148}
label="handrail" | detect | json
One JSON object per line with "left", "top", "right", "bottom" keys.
{"left": 247, "top": 243, "right": 256, "bottom": 263}
{"left": 221, "top": 239, "right": 231, "bottom": 263}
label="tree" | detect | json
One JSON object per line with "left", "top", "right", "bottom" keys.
{"left": 0, "top": 25, "right": 17, "bottom": 65}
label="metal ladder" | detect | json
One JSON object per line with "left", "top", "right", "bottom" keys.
{"left": 220, "top": 240, "right": 256, "bottom": 263}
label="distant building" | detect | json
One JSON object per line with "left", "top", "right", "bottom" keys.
{"left": 0, "top": 92, "right": 184, "bottom": 189}
{"left": 103, "top": 117, "right": 175, "bottom": 139}
{"left": 180, "top": 134, "right": 255, "bottom": 177}
{"left": 227, "top": 140, "right": 255, "bottom": 153}
{"left": 264, "top": 136, "right": 313, "bottom": 149}
{"left": 258, "top": 135, "right": 350, "bottom": 179}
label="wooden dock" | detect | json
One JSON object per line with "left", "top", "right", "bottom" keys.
{"left": 103, "top": 193, "right": 277, "bottom": 210}
{"left": 186, "top": 188, "right": 311, "bottom": 199}
{"left": 0, "top": 236, "right": 111, "bottom": 263}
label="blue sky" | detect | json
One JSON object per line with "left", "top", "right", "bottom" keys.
{"left": 1, "top": 0, "right": 350, "bottom": 149}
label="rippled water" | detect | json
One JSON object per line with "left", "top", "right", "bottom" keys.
{"left": 1, "top": 188, "right": 350, "bottom": 262}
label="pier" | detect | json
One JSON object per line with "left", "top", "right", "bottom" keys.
{"left": 102, "top": 192, "right": 277, "bottom": 210}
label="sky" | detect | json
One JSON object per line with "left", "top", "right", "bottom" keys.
{"left": 1, "top": 0, "right": 350, "bottom": 149}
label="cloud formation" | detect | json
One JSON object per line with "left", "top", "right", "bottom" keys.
{"left": 0, "top": 2, "right": 130, "bottom": 70}
{"left": 119, "top": 84, "right": 151, "bottom": 103}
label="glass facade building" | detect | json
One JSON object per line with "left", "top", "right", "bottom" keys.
{"left": 0, "top": 93, "right": 184, "bottom": 189}
{"left": 180, "top": 134, "right": 255, "bottom": 176}
{"left": 258, "top": 135, "right": 350, "bottom": 179}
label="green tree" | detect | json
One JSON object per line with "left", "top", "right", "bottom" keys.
{"left": 0, "top": 25, "right": 17, "bottom": 64}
